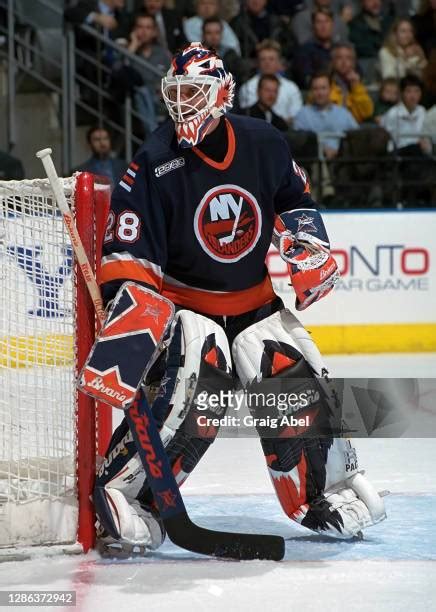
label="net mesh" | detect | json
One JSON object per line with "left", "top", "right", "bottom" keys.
{"left": 0, "top": 178, "right": 78, "bottom": 547}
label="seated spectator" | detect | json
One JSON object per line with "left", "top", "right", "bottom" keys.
{"left": 114, "top": 12, "right": 171, "bottom": 134}
{"left": 139, "top": 0, "right": 187, "bottom": 53}
{"left": 380, "top": 74, "right": 433, "bottom": 203}
{"left": 373, "top": 77, "right": 400, "bottom": 123}
{"left": 74, "top": 127, "right": 126, "bottom": 186}
{"left": 239, "top": 40, "right": 303, "bottom": 123}
{"left": 293, "top": 8, "right": 336, "bottom": 88}
{"left": 0, "top": 150, "right": 25, "bottom": 180}
{"left": 202, "top": 17, "right": 249, "bottom": 85}
{"left": 329, "top": 43, "right": 374, "bottom": 122}
{"left": 412, "top": 0, "right": 436, "bottom": 57}
{"left": 292, "top": 0, "right": 350, "bottom": 45}
{"left": 246, "top": 75, "right": 290, "bottom": 131}
{"left": 349, "top": 0, "right": 393, "bottom": 69}
{"left": 294, "top": 71, "right": 358, "bottom": 158}
{"left": 127, "top": 12, "right": 171, "bottom": 85}
{"left": 379, "top": 18, "right": 427, "bottom": 79}
{"left": 184, "top": 0, "right": 241, "bottom": 55}
{"left": 230, "top": 0, "right": 293, "bottom": 60}
{"left": 380, "top": 74, "right": 429, "bottom": 149}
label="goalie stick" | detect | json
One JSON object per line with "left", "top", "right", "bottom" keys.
{"left": 37, "top": 148, "right": 285, "bottom": 561}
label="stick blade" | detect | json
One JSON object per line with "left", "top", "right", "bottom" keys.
{"left": 165, "top": 514, "right": 285, "bottom": 561}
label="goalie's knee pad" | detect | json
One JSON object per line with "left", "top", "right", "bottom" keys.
{"left": 159, "top": 309, "right": 233, "bottom": 445}
{"left": 232, "top": 309, "right": 386, "bottom": 538}
{"left": 232, "top": 308, "right": 336, "bottom": 439}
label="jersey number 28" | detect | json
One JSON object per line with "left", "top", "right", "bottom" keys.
{"left": 104, "top": 210, "right": 141, "bottom": 244}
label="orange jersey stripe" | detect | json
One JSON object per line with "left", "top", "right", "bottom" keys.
{"left": 192, "top": 118, "right": 236, "bottom": 171}
{"left": 99, "top": 260, "right": 161, "bottom": 290}
{"left": 162, "top": 275, "right": 276, "bottom": 316}
{"left": 122, "top": 174, "right": 135, "bottom": 185}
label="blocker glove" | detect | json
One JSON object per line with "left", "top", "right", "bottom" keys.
{"left": 273, "top": 208, "right": 340, "bottom": 311}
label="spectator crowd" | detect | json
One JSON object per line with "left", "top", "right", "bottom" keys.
{"left": 59, "top": 0, "right": 436, "bottom": 207}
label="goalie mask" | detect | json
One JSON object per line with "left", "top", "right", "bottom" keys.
{"left": 162, "top": 43, "right": 235, "bottom": 148}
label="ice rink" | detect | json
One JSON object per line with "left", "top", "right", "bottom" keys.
{"left": 1, "top": 353, "right": 435, "bottom": 612}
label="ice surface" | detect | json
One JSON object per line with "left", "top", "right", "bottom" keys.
{"left": 1, "top": 354, "right": 435, "bottom": 612}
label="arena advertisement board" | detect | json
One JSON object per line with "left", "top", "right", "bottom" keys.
{"left": 2, "top": 209, "right": 436, "bottom": 356}
{"left": 268, "top": 210, "right": 436, "bottom": 353}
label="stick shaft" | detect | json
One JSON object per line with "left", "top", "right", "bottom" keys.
{"left": 36, "top": 148, "right": 106, "bottom": 324}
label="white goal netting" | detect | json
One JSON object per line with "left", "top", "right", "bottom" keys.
{"left": 0, "top": 178, "right": 78, "bottom": 548}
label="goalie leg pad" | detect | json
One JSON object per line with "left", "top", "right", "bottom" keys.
{"left": 94, "top": 309, "right": 233, "bottom": 549}
{"left": 94, "top": 487, "right": 165, "bottom": 554}
{"left": 136, "top": 310, "right": 234, "bottom": 505}
{"left": 158, "top": 309, "right": 233, "bottom": 443}
{"left": 232, "top": 309, "right": 386, "bottom": 538}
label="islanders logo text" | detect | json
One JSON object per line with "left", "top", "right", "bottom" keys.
{"left": 193, "top": 184, "right": 262, "bottom": 263}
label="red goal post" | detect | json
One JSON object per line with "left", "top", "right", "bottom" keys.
{"left": 75, "top": 172, "right": 112, "bottom": 551}
{"left": 0, "top": 172, "right": 112, "bottom": 554}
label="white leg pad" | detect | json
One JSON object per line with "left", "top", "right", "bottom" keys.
{"left": 102, "top": 488, "right": 164, "bottom": 550}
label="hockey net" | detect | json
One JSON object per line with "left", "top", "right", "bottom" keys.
{"left": 0, "top": 173, "right": 111, "bottom": 555}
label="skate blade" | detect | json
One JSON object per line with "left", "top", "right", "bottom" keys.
{"left": 96, "top": 539, "right": 150, "bottom": 559}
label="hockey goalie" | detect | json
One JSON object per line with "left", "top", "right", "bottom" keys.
{"left": 91, "top": 43, "right": 386, "bottom": 557}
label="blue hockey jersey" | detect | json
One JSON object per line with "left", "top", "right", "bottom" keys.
{"left": 100, "top": 114, "right": 316, "bottom": 316}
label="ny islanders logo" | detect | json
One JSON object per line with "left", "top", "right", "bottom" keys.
{"left": 194, "top": 184, "right": 262, "bottom": 263}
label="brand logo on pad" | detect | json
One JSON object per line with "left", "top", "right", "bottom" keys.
{"left": 81, "top": 366, "right": 136, "bottom": 408}
{"left": 194, "top": 184, "right": 262, "bottom": 263}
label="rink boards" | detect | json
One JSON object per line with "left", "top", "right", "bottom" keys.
{"left": 270, "top": 209, "right": 436, "bottom": 353}
{"left": 1, "top": 209, "right": 436, "bottom": 364}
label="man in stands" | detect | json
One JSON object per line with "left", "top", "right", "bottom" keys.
{"left": 74, "top": 126, "right": 126, "bottom": 186}
{"left": 239, "top": 40, "right": 302, "bottom": 124}
{"left": 329, "top": 43, "right": 374, "bottom": 122}
{"left": 127, "top": 12, "right": 171, "bottom": 134}
{"left": 295, "top": 71, "right": 358, "bottom": 159}
{"left": 349, "top": 0, "right": 392, "bottom": 63}
{"left": 246, "top": 74, "right": 289, "bottom": 132}
{"left": 293, "top": 8, "right": 336, "bottom": 88}
{"left": 292, "top": 0, "right": 350, "bottom": 45}
{"left": 201, "top": 16, "right": 248, "bottom": 86}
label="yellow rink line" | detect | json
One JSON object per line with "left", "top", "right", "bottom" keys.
{"left": 309, "top": 323, "right": 436, "bottom": 354}
{"left": 1, "top": 324, "right": 436, "bottom": 368}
